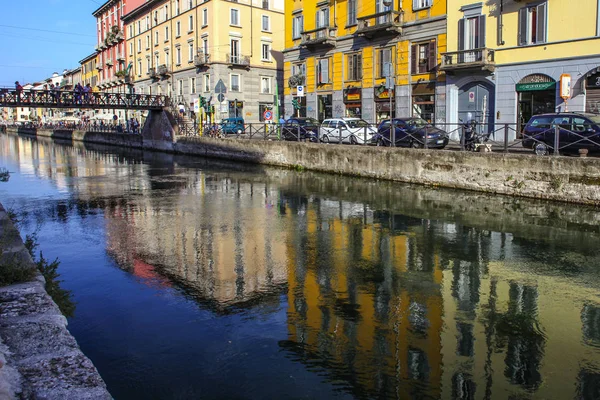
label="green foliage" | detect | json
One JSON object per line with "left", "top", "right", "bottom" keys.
{"left": 36, "top": 251, "right": 75, "bottom": 318}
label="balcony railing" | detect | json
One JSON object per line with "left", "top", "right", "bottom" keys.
{"left": 440, "top": 48, "right": 495, "bottom": 72}
{"left": 355, "top": 10, "right": 403, "bottom": 39}
{"left": 116, "top": 52, "right": 125, "bottom": 61}
{"left": 149, "top": 67, "right": 158, "bottom": 78}
{"left": 96, "top": 63, "right": 103, "bottom": 70}
{"left": 226, "top": 54, "right": 250, "bottom": 67}
{"left": 158, "top": 64, "right": 170, "bottom": 75}
{"left": 300, "top": 26, "right": 337, "bottom": 48}
{"left": 194, "top": 52, "right": 210, "bottom": 66}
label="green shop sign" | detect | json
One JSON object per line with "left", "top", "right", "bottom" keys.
{"left": 516, "top": 82, "right": 556, "bottom": 92}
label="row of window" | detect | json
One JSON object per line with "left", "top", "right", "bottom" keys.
{"left": 292, "top": 41, "right": 437, "bottom": 85}
{"left": 127, "top": 7, "right": 272, "bottom": 39}
{"left": 291, "top": 0, "right": 433, "bottom": 39}
{"left": 138, "top": 74, "right": 273, "bottom": 95}
{"left": 131, "top": 38, "right": 272, "bottom": 73}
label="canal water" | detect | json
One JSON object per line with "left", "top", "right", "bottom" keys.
{"left": 1, "top": 134, "right": 600, "bottom": 399}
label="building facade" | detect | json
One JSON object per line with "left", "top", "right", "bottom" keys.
{"left": 93, "top": 0, "right": 146, "bottom": 93}
{"left": 443, "top": 0, "right": 600, "bottom": 138}
{"left": 123, "top": 0, "right": 284, "bottom": 123}
{"left": 79, "top": 53, "right": 100, "bottom": 90}
{"left": 283, "top": 0, "right": 447, "bottom": 123}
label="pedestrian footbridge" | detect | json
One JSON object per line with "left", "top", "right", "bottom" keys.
{"left": 0, "top": 89, "right": 168, "bottom": 111}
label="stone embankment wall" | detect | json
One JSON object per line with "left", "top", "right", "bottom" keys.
{"left": 0, "top": 204, "right": 112, "bottom": 400}
{"left": 9, "top": 127, "right": 600, "bottom": 205}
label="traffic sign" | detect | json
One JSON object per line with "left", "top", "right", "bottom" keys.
{"left": 217, "top": 93, "right": 225, "bottom": 103}
{"left": 215, "top": 79, "right": 227, "bottom": 94}
{"left": 297, "top": 85, "right": 305, "bottom": 97}
{"left": 263, "top": 110, "right": 273, "bottom": 121}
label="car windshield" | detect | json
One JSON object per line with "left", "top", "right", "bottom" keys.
{"left": 346, "top": 119, "right": 369, "bottom": 128}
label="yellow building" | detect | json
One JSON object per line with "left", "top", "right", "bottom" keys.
{"left": 442, "top": 0, "right": 600, "bottom": 136}
{"left": 79, "top": 53, "right": 100, "bottom": 90}
{"left": 123, "top": 0, "right": 285, "bottom": 123}
{"left": 283, "top": 0, "right": 447, "bottom": 123}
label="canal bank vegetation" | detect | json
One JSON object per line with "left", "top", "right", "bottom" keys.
{"left": 23, "top": 232, "right": 75, "bottom": 318}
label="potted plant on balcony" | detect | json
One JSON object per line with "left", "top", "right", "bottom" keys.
{"left": 288, "top": 74, "right": 305, "bottom": 88}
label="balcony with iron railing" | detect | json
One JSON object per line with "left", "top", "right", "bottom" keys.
{"left": 226, "top": 54, "right": 250, "bottom": 67}
{"left": 440, "top": 48, "right": 495, "bottom": 72}
{"left": 355, "top": 10, "right": 403, "bottom": 39}
{"left": 194, "top": 51, "right": 210, "bottom": 67}
{"left": 106, "top": 58, "right": 113, "bottom": 66}
{"left": 149, "top": 67, "right": 158, "bottom": 78}
{"left": 96, "top": 62, "right": 103, "bottom": 70}
{"left": 116, "top": 52, "right": 125, "bottom": 61}
{"left": 300, "top": 26, "right": 337, "bottom": 49}
{"left": 158, "top": 64, "right": 170, "bottom": 75}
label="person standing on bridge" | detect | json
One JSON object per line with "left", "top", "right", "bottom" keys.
{"left": 15, "top": 81, "right": 23, "bottom": 101}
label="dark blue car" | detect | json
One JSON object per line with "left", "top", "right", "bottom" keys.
{"left": 374, "top": 118, "right": 449, "bottom": 148}
{"left": 521, "top": 113, "right": 600, "bottom": 155}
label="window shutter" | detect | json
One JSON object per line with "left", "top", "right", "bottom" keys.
{"left": 478, "top": 15, "right": 486, "bottom": 48}
{"left": 428, "top": 40, "right": 436, "bottom": 71}
{"left": 458, "top": 19, "right": 465, "bottom": 51}
{"left": 518, "top": 7, "right": 528, "bottom": 45}
{"left": 536, "top": 2, "right": 547, "bottom": 43}
{"left": 411, "top": 44, "right": 417, "bottom": 74}
{"left": 323, "top": 59, "right": 329, "bottom": 83}
{"left": 348, "top": 55, "right": 354, "bottom": 80}
{"left": 413, "top": 0, "right": 418, "bottom": 10}
{"left": 357, "top": 54, "right": 362, "bottom": 80}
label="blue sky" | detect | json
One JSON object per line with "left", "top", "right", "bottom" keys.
{"left": 0, "top": 0, "right": 102, "bottom": 87}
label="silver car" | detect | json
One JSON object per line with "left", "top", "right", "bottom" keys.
{"left": 319, "top": 118, "right": 377, "bottom": 144}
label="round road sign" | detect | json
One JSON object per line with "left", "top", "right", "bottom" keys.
{"left": 263, "top": 110, "right": 273, "bottom": 121}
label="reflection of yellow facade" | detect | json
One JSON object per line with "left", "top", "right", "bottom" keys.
{"left": 441, "top": 260, "right": 600, "bottom": 399}
{"left": 283, "top": 0, "right": 447, "bottom": 123}
{"left": 284, "top": 202, "right": 443, "bottom": 398}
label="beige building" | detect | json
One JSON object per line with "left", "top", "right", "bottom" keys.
{"left": 123, "top": 0, "right": 284, "bottom": 123}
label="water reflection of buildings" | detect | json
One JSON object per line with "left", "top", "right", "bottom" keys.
{"left": 279, "top": 194, "right": 600, "bottom": 400}
{"left": 105, "top": 173, "right": 290, "bottom": 310}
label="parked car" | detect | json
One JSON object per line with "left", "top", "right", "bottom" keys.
{"left": 374, "top": 118, "right": 449, "bottom": 148}
{"left": 220, "top": 117, "right": 245, "bottom": 134}
{"left": 319, "top": 118, "right": 377, "bottom": 144}
{"left": 521, "top": 112, "right": 600, "bottom": 155}
{"left": 281, "top": 117, "right": 320, "bottom": 142}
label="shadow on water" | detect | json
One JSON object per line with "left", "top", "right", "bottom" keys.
{"left": 2, "top": 132, "right": 600, "bottom": 399}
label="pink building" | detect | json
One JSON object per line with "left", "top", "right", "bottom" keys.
{"left": 93, "top": 0, "right": 145, "bottom": 92}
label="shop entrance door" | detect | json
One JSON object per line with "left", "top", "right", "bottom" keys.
{"left": 518, "top": 90, "right": 555, "bottom": 133}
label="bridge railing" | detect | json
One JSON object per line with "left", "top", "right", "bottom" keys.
{"left": 0, "top": 89, "right": 168, "bottom": 110}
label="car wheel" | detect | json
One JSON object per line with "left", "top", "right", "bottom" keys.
{"left": 321, "top": 134, "right": 329, "bottom": 144}
{"left": 350, "top": 135, "right": 358, "bottom": 145}
{"left": 411, "top": 140, "right": 423, "bottom": 149}
{"left": 534, "top": 142, "right": 549, "bottom": 156}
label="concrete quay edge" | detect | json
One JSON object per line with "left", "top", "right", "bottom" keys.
{"left": 7, "top": 127, "right": 600, "bottom": 206}
{"left": 0, "top": 203, "right": 112, "bottom": 400}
